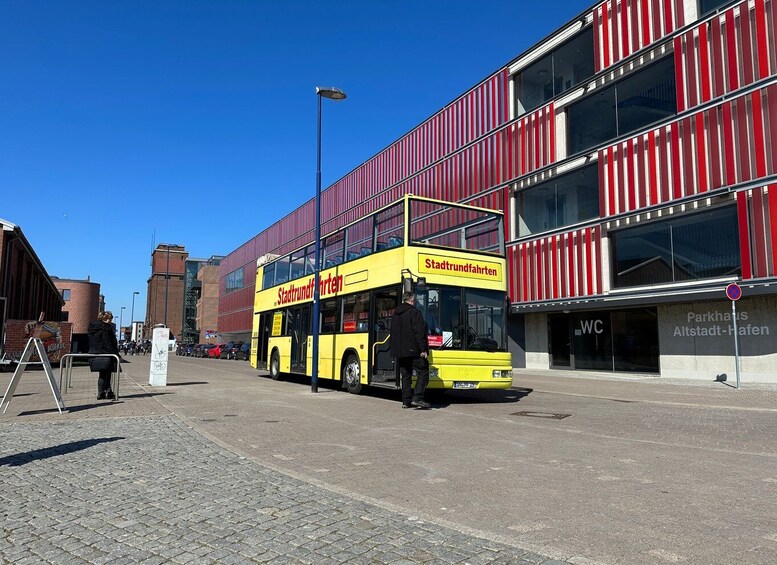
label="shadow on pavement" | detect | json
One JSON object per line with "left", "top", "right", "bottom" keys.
{"left": 117, "top": 392, "right": 171, "bottom": 399}
{"left": 257, "top": 373, "right": 533, "bottom": 407}
{"left": 166, "top": 381, "right": 209, "bottom": 386}
{"left": 424, "top": 387, "right": 533, "bottom": 408}
{"left": 0, "top": 437, "right": 125, "bottom": 467}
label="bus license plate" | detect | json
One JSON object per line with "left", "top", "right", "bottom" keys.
{"left": 453, "top": 381, "right": 477, "bottom": 389}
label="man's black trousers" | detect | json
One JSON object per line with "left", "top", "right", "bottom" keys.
{"left": 398, "top": 356, "right": 429, "bottom": 404}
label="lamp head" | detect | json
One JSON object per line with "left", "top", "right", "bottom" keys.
{"left": 316, "top": 86, "right": 347, "bottom": 101}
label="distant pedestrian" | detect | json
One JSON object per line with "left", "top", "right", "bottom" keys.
{"left": 390, "top": 291, "right": 431, "bottom": 409}
{"left": 88, "top": 311, "right": 119, "bottom": 400}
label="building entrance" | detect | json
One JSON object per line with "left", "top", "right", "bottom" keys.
{"left": 548, "top": 308, "right": 659, "bottom": 373}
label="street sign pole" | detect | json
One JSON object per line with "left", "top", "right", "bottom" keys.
{"left": 731, "top": 299, "right": 740, "bottom": 389}
{"left": 725, "top": 283, "right": 742, "bottom": 390}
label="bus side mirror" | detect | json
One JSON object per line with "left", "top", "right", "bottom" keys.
{"left": 402, "top": 277, "right": 413, "bottom": 294}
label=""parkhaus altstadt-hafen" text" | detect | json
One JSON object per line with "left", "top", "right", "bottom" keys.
{"left": 674, "top": 310, "right": 770, "bottom": 337}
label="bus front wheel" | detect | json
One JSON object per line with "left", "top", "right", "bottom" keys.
{"left": 343, "top": 354, "right": 362, "bottom": 394}
{"left": 270, "top": 351, "right": 281, "bottom": 380}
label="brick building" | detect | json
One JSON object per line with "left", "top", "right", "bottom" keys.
{"left": 181, "top": 256, "right": 222, "bottom": 344}
{"left": 1, "top": 217, "right": 69, "bottom": 361}
{"left": 196, "top": 262, "right": 221, "bottom": 344}
{"left": 52, "top": 276, "right": 101, "bottom": 353}
{"left": 146, "top": 244, "right": 187, "bottom": 341}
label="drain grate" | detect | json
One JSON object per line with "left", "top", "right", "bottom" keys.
{"left": 511, "top": 411, "right": 571, "bottom": 420}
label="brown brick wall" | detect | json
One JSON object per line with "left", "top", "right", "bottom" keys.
{"left": 53, "top": 279, "right": 101, "bottom": 334}
{"left": 145, "top": 245, "right": 188, "bottom": 340}
{"left": 197, "top": 264, "right": 220, "bottom": 343}
{"left": 146, "top": 275, "right": 185, "bottom": 340}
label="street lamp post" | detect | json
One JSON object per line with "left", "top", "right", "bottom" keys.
{"left": 130, "top": 291, "right": 139, "bottom": 341}
{"left": 119, "top": 306, "right": 126, "bottom": 344}
{"left": 311, "top": 86, "right": 347, "bottom": 393}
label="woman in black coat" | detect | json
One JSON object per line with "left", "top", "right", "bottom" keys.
{"left": 88, "top": 311, "right": 119, "bottom": 400}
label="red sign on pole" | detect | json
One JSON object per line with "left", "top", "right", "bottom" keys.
{"left": 725, "top": 283, "right": 742, "bottom": 301}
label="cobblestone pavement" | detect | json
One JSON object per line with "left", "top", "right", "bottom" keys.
{"left": 0, "top": 415, "right": 568, "bottom": 565}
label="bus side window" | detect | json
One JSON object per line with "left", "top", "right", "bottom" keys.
{"left": 320, "top": 299, "right": 339, "bottom": 334}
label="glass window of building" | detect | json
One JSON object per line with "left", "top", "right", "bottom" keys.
{"left": 699, "top": 0, "right": 730, "bottom": 16}
{"left": 611, "top": 205, "right": 741, "bottom": 288}
{"left": 515, "top": 27, "right": 595, "bottom": 116}
{"left": 61, "top": 289, "right": 71, "bottom": 301}
{"left": 226, "top": 268, "right": 244, "bottom": 293}
{"left": 568, "top": 55, "right": 676, "bottom": 154}
{"left": 548, "top": 308, "right": 659, "bottom": 373}
{"left": 516, "top": 163, "right": 599, "bottom": 237}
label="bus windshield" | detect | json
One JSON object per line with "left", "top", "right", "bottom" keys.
{"left": 415, "top": 286, "right": 507, "bottom": 351}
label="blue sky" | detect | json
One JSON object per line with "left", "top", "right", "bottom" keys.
{"left": 1, "top": 0, "right": 592, "bottom": 324}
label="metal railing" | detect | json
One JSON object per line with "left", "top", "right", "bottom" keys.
{"left": 59, "top": 354, "right": 122, "bottom": 400}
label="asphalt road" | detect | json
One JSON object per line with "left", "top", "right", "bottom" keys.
{"left": 3, "top": 354, "right": 777, "bottom": 564}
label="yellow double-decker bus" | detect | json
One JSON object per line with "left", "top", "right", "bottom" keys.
{"left": 250, "top": 195, "right": 512, "bottom": 394}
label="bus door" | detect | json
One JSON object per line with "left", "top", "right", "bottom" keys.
{"left": 370, "top": 288, "right": 399, "bottom": 385}
{"left": 289, "top": 305, "right": 310, "bottom": 373}
{"left": 254, "top": 312, "right": 272, "bottom": 369}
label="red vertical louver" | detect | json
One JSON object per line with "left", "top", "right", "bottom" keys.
{"left": 599, "top": 86, "right": 773, "bottom": 217}
{"left": 508, "top": 226, "right": 603, "bottom": 301}
{"left": 737, "top": 186, "right": 777, "bottom": 279}
{"left": 594, "top": 0, "right": 684, "bottom": 72}
{"left": 676, "top": 0, "right": 775, "bottom": 112}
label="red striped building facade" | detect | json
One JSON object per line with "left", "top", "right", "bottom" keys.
{"left": 220, "top": 0, "right": 777, "bottom": 381}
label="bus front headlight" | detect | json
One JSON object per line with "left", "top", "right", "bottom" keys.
{"left": 492, "top": 370, "right": 512, "bottom": 378}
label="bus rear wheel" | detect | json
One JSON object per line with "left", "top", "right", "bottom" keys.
{"left": 343, "top": 354, "right": 362, "bottom": 394}
{"left": 270, "top": 351, "right": 281, "bottom": 380}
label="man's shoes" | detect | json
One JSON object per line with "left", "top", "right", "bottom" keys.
{"left": 401, "top": 403, "right": 413, "bottom": 409}
{"left": 411, "top": 399, "right": 431, "bottom": 409}
{"left": 97, "top": 391, "right": 106, "bottom": 400}
{"left": 104, "top": 389, "right": 115, "bottom": 400}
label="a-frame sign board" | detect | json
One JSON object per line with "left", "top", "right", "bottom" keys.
{"left": 0, "top": 338, "right": 66, "bottom": 414}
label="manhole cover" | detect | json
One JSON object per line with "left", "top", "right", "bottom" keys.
{"left": 511, "top": 411, "right": 571, "bottom": 420}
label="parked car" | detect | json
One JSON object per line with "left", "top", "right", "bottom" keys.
{"left": 223, "top": 341, "right": 245, "bottom": 360}
{"left": 194, "top": 344, "right": 215, "bottom": 358}
{"left": 207, "top": 343, "right": 226, "bottom": 358}
{"left": 239, "top": 342, "right": 250, "bottom": 361}
{"left": 219, "top": 341, "right": 236, "bottom": 359}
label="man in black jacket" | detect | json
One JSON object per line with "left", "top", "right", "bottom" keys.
{"left": 390, "top": 291, "right": 431, "bottom": 409}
